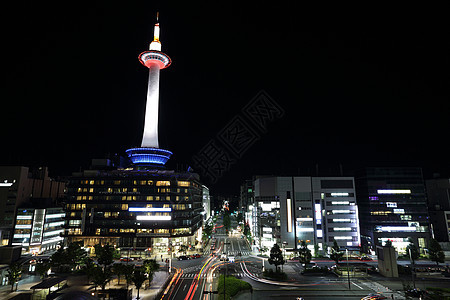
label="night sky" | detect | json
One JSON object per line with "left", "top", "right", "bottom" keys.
{"left": 3, "top": 3, "right": 449, "bottom": 195}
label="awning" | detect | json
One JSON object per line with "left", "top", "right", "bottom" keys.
{"left": 30, "top": 277, "right": 66, "bottom": 290}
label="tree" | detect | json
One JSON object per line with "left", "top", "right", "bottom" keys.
{"left": 298, "top": 241, "right": 312, "bottom": 264}
{"left": 6, "top": 263, "right": 22, "bottom": 292}
{"left": 313, "top": 243, "right": 320, "bottom": 258}
{"left": 113, "top": 263, "right": 126, "bottom": 285}
{"left": 268, "top": 244, "right": 285, "bottom": 272}
{"left": 65, "top": 241, "right": 88, "bottom": 270}
{"left": 90, "top": 265, "right": 112, "bottom": 292}
{"left": 179, "top": 245, "right": 188, "bottom": 255}
{"left": 235, "top": 212, "right": 243, "bottom": 224}
{"left": 329, "top": 240, "right": 344, "bottom": 265}
{"left": 384, "top": 240, "right": 393, "bottom": 247}
{"left": 132, "top": 268, "right": 147, "bottom": 300}
{"left": 94, "top": 243, "right": 116, "bottom": 272}
{"left": 83, "top": 258, "right": 97, "bottom": 284}
{"left": 123, "top": 264, "right": 135, "bottom": 290}
{"left": 142, "top": 259, "right": 159, "bottom": 286}
{"left": 243, "top": 223, "right": 251, "bottom": 237}
{"left": 428, "top": 238, "right": 445, "bottom": 265}
{"left": 223, "top": 214, "right": 231, "bottom": 232}
{"left": 35, "top": 261, "right": 51, "bottom": 279}
{"left": 405, "top": 238, "right": 419, "bottom": 264}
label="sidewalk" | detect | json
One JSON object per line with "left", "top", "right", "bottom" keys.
{"left": 0, "top": 274, "right": 41, "bottom": 300}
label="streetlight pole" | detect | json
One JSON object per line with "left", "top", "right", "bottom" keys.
{"left": 223, "top": 238, "right": 231, "bottom": 299}
{"left": 409, "top": 248, "right": 416, "bottom": 288}
{"left": 346, "top": 248, "right": 351, "bottom": 290}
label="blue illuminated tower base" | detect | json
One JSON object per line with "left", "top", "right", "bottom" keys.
{"left": 126, "top": 147, "right": 172, "bottom": 166}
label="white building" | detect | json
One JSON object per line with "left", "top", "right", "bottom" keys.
{"left": 202, "top": 185, "right": 211, "bottom": 222}
{"left": 252, "top": 176, "right": 360, "bottom": 254}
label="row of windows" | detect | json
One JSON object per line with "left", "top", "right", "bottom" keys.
{"left": 75, "top": 195, "right": 191, "bottom": 201}
{"left": 78, "top": 180, "right": 193, "bottom": 187}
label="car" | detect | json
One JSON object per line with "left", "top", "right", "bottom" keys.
{"left": 190, "top": 253, "right": 201, "bottom": 259}
{"left": 178, "top": 255, "right": 190, "bottom": 260}
{"left": 360, "top": 256, "right": 372, "bottom": 261}
{"left": 361, "top": 293, "right": 387, "bottom": 300}
{"left": 120, "top": 257, "right": 133, "bottom": 262}
{"left": 405, "top": 288, "right": 428, "bottom": 298}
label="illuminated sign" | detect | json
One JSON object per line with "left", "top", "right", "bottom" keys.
{"left": 393, "top": 209, "right": 405, "bottom": 214}
{"left": 315, "top": 203, "right": 322, "bottom": 225}
{"left": 386, "top": 202, "right": 397, "bottom": 208}
{"left": 377, "top": 190, "right": 411, "bottom": 194}
{"left": 330, "top": 193, "right": 349, "bottom": 197}
{"left": 129, "top": 207, "right": 172, "bottom": 212}
{"left": 298, "top": 228, "right": 314, "bottom": 232}
{"left": 287, "top": 197, "right": 292, "bottom": 233}
{"left": 136, "top": 215, "right": 171, "bottom": 221}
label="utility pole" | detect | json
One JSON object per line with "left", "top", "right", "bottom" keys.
{"left": 223, "top": 238, "right": 231, "bottom": 299}
{"left": 346, "top": 248, "right": 351, "bottom": 290}
{"left": 409, "top": 248, "right": 416, "bottom": 288}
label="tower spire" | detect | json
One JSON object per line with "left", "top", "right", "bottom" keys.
{"left": 150, "top": 12, "right": 161, "bottom": 51}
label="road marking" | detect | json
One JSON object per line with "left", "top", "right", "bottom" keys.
{"left": 352, "top": 282, "right": 364, "bottom": 289}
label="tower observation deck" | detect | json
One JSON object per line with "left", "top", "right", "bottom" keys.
{"left": 126, "top": 15, "right": 172, "bottom": 166}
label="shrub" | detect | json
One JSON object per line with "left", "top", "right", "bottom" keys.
{"left": 217, "top": 275, "right": 252, "bottom": 300}
{"left": 263, "top": 269, "right": 288, "bottom": 280}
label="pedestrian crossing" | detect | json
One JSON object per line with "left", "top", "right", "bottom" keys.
{"left": 203, "top": 250, "right": 252, "bottom": 256}
{"left": 180, "top": 272, "right": 260, "bottom": 279}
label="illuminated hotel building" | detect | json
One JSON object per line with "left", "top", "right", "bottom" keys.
{"left": 355, "top": 167, "right": 430, "bottom": 254}
{"left": 251, "top": 176, "right": 360, "bottom": 254}
{"left": 64, "top": 17, "right": 204, "bottom": 256}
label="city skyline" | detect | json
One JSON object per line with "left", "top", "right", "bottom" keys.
{"left": 3, "top": 3, "right": 449, "bottom": 195}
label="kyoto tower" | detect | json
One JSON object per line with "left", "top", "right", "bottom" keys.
{"left": 126, "top": 14, "right": 173, "bottom": 166}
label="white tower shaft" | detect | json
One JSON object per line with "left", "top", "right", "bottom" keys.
{"left": 141, "top": 62, "right": 161, "bottom": 148}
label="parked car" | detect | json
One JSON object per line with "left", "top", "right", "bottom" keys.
{"left": 178, "top": 255, "right": 190, "bottom": 260}
{"left": 190, "top": 253, "right": 201, "bottom": 259}
{"left": 120, "top": 257, "right": 134, "bottom": 262}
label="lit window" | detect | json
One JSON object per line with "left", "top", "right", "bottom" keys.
{"left": 156, "top": 181, "right": 171, "bottom": 186}
{"left": 121, "top": 204, "right": 128, "bottom": 210}
{"left": 89, "top": 188, "right": 94, "bottom": 193}
{"left": 114, "top": 180, "right": 121, "bottom": 185}
{"left": 89, "top": 180, "right": 94, "bottom": 185}
{"left": 178, "top": 181, "right": 190, "bottom": 187}
{"left": 146, "top": 196, "right": 153, "bottom": 201}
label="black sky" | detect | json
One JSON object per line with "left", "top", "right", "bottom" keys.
{"left": 3, "top": 3, "right": 449, "bottom": 195}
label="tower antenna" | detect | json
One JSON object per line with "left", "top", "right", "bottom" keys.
{"left": 156, "top": 11, "right": 159, "bottom": 22}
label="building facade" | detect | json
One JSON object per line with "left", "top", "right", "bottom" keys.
{"left": 426, "top": 178, "right": 450, "bottom": 242}
{"left": 64, "top": 167, "right": 203, "bottom": 257}
{"left": 0, "top": 166, "right": 65, "bottom": 246}
{"left": 355, "top": 167, "right": 430, "bottom": 254}
{"left": 12, "top": 207, "right": 65, "bottom": 254}
{"left": 202, "top": 185, "right": 211, "bottom": 222}
{"left": 250, "top": 176, "right": 360, "bottom": 254}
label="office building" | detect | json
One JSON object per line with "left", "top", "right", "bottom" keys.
{"left": 426, "top": 178, "right": 450, "bottom": 242}
{"left": 12, "top": 206, "right": 65, "bottom": 254}
{"left": 0, "top": 166, "right": 65, "bottom": 246}
{"left": 355, "top": 167, "right": 430, "bottom": 254}
{"left": 250, "top": 176, "right": 360, "bottom": 254}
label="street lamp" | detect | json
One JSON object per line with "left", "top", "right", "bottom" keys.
{"left": 345, "top": 248, "right": 351, "bottom": 290}
{"left": 282, "top": 241, "right": 288, "bottom": 272}
{"left": 409, "top": 248, "right": 416, "bottom": 288}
